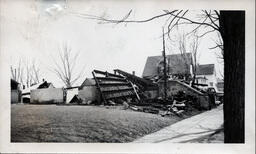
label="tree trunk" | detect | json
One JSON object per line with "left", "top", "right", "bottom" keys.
{"left": 220, "top": 11, "right": 245, "bottom": 143}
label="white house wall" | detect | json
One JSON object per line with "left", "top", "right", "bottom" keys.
{"left": 66, "top": 88, "right": 78, "bottom": 103}
{"left": 11, "top": 90, "right": 20, "bottom": 103}
{"left": 78, "top": 86, "right": 99, "bottom": 103}
{"left": 196, "top": 74, "right": 218, "bottom": 90}
{"left": 30, "top": 88, "right": 64, "bottom": 103}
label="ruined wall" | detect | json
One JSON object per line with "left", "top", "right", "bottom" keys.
{"left": 30, "top": 88, "right": 64, "bottom": 103}
{"left": 78, "top": 86, "right": 99, "bottom": 103}
{"left": 158, "top": 80, "right": 201, "bottom": 96}
{"left": 159, "top": 80, "right": 209, "bottom": 109}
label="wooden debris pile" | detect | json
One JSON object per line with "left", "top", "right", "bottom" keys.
{"left": 92, "top": 69, "right": 140, "bottom": 105}
{"left": 67, "top": 69, "right": 209, "bottom": 117}
{"left": 126, "top": 90, "right": 201, "bottom": 117}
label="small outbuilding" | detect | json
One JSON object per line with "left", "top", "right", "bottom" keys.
{"left": 78, "top": 78, "right": 100, "bottom": 104}
{"left": 24, "top": 80, "right": 64, "bottom": 104}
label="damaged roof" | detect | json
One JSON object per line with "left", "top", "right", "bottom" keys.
{"left": 142, "top": 53, "right": 192, "bottom": 79}
{"left": 196, "top": 64, "right": 215, "bottom": 75}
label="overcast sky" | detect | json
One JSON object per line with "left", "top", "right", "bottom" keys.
{"left": 1, "top": 0, "right": 223, "bottom": 87}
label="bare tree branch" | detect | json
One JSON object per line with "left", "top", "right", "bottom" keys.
{"left": 52, "top": 42, "right": 84, "bottom": 87}
{"left": 72, "top": 10, "right": 179, "bottom": 24}
{"left": 209, "top": 44, "right": 223, "bottom": 50}
{"left": 204, "top": 10, "right": 219, "bottom": 29}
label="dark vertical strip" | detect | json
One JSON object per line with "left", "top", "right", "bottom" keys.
{"left": 162, "top": 28, "right": 167, "bottom": 101}
{"left": 220, "top": 10, "right": 245, "bottom": 143}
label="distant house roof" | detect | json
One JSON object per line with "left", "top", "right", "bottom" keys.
{"left": 142, "top": 53, "right": 192, "bottom": 79}
{"left": 22, "top": 82, "right": 42, "bottom": 94}
{"left": 22, "top": 80, "right": 54, "bottom": 94}
{"left": 37, "top": 81, "right": 54, "bottom": 89}
{"left": 80, "top": 78, "right": 96, "bottom": 87}
{"left": 196, "top": 64, "right": 215, "bottom": 75}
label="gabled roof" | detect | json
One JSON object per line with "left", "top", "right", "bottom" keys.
{"left": 80, "top": 78, "right": 96, "bottom": 87}
{"left": 37, "top": 81, "right": 54, "bottom": 89}
{"left": 142, "top": 53, "right": 192, "bottom": 79}
{"left": 22, "top": 80, "right": 54, "bottom": 94}
{"left": 22, "top": 82, "right": 43, "bottom": 94}
{"left": 196, "top": 64, "right": 215, "bottom": 75}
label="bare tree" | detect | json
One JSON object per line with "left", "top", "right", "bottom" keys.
{"left": 177, "top": 31, "right": 200, "bottom": 83}
{"left": 177, "top": 33, "right": 191, "bottom": 80}
{"left": 11, "top": 58, "right": 41, "bottom": 88}
{"left": 11, "top": 59, "right": 23, "bottom": 84}
{"left": 31, "top": 60, "right": 40, "bottom": 84}
{"left": 75, "top": 9, "right": 245, "bottom": 143}
{"left": 189, "top": 32, "right": 200, "bottom": 85}
{"left": 52, "top": 43, "right": 84, "bottom": 88}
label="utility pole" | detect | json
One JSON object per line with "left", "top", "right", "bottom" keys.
{"left": 162, "top": 27, "right": 167, "bottom": 101}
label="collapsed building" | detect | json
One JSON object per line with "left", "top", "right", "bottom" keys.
{"left": 78, "top": 53, "right": 221, "bottom": 111}
{"left": 14, "top": 53, "right": 221, "bottom": 112}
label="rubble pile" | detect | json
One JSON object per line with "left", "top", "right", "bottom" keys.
{"left": 66, "top": 69, "right": 222, "bottom": 117}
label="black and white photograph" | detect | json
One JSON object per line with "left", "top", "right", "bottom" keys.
{"left": 0, "top": 0, "right": 255, "bottom": 153}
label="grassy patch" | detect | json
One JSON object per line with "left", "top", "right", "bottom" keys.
{"left": 11, "top": 104, "right": 182, "bottom": 142}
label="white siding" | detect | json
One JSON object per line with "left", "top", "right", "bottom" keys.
{"left": 78, "top": 86, "right": 99, "bottom": 103}
{"left": 30, "top": 88, "right": 64, "bottom": 103}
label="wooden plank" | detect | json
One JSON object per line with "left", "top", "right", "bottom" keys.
{"left": 94, "top": 70, "right": 124, "bottom": 78}
{"left": 93, "top": 69, "right": 139, "bottom": 104}
{"left": 92, "top": 71, "right": 107, "bottom": 105}
{"left": 99, "top": 82, "right": 130, "bottom": 86}
{"left": 101, "top": 87, "right": 134, "bottom": 93}
{"left": 96, "top": 77, "right": 126, "bottom": 82}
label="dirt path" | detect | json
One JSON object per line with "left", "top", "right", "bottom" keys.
{"left": 133, "top": 105, "right": 223, "bottom": 143}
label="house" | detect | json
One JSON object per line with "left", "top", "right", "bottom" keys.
{"left": 78, "top": 78, "right": 100, "bottom": 104}
{"left": 195, "top": 64, "right": 218, "bottom": 90}
{"left": 216, "top": 78, "right": 224, "bottom": 92}
{"left": 21, "top": 80, "right": 54, "bottom": 103}
{"left": 30, "top": 87, "right": 64, "bottom": 104}
{"left": 37, "top": 81, "right": 55, "bottom": 89}
{"left": 142, "top": 53, "right": 193, "bottom": 81}
{"left": 22, "top": 80, "right": 64, "bottom": 104}
{"left": 11, "top": 79, "right": 21, "bottom": 103}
